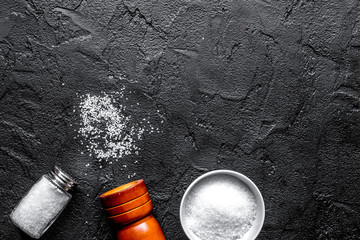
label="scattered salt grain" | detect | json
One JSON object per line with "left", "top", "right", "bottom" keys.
{"left": 76, "top": 89, "right": 164, "bottom": 171}
{"left": 183, "top": 175, "right": 257, "bottom": 240}
{"left": 78, "top": 92, "right": 144, "bottom": 161}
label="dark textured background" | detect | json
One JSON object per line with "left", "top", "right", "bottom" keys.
{"left": 1, "top": 0, "right": 360, "bottom": 239}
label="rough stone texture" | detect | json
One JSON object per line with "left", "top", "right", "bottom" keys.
{"left": 1, "top": 0, "right": 360, "bottom": 239}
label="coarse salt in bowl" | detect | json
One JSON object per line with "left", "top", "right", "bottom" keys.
{"left": 180, "top": 170, "right": 265, "bottom": 240}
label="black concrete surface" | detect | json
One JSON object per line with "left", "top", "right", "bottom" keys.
{"left": 1, "top": 0, "right": 360, "bottom": 239}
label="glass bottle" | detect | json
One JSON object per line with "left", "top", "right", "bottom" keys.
{"left": 10, "top": 166, "right": 76, "bottom": 239}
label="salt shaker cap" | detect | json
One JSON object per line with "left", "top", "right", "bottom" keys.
{"left": 48, "top": 166, "right": 77, "bottom": 192}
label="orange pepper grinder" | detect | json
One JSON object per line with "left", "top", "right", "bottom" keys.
{"left": 100, "top": 179, "right": 166, "bottom": 240}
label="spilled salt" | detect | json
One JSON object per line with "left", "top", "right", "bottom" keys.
{"left": 183, "top": 175, "right": 257, "bottom": 240}
{"left": 78, "top": 92, "right": 144, "bottom": 161}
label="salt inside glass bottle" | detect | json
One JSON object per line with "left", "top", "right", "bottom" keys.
{"left": 10, "top": 166, "right": 76, "bottom": 239}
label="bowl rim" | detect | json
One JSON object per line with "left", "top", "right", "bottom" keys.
{"left": 179, "top": 169, "right": 265, "bottom": 240}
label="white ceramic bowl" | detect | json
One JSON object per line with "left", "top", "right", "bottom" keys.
{"left": 180, "top": 170, "right": 265, "bottom": 240}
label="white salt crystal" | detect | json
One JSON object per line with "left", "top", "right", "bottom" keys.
{"left": 10, "top": 176, "right": 71, "bottom": 239}
{"left": 76, "top": 90, "right": 162, "bottom": 168}
{"left": 77, "top": 92, "right": 145, "bottom": 162}
{"left": 183, "top": 175, "right": 257, "bottom": 240}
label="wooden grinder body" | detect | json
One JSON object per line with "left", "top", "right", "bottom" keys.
{"left": 100, "top": 180, "right": 166, "bottom": 240}
{"left": 116, "top": 214, "right": 165, "bottom": 240}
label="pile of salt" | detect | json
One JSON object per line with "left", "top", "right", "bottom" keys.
{"left": 183, "top": 175, "right": 257, "bottom": 240}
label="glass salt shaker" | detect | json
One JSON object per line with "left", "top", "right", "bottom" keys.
{"left": 10, "top": 166, "right": 76, "bottom": 239}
